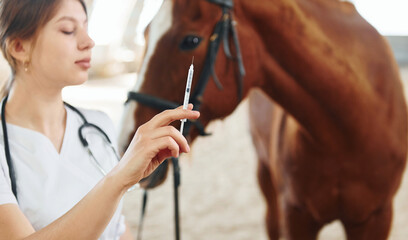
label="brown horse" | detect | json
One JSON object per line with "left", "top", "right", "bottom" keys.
{"left": 118, "top": 0, "right": 408, "bottom": 239}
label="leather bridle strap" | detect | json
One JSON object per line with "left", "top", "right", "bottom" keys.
{"left": 126, "top": 91, "right": 178, "bottom": 111}
{"left": 126, "top": 92, "right": 210, "bottom": 136}
{"left": 207, "top": 0, "right": 233, "bottom": 8}
{"left": 183, "top": 2, "right": 246, "bottom": 135}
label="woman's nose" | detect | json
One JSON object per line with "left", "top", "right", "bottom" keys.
{"left": 78, "top": 30, "right": 95, "bottom": 50}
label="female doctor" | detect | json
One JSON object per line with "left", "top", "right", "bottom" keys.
{"left": 0, "top": 0, "right": 199, "bottom": 239}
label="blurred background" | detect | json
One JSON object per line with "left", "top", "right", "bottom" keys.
{"left": 0, "top": 0, "right": 407, "bottom": 239}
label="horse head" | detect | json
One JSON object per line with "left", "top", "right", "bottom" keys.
{"left": 118, "top": 0, "right": 263, "bottom": 188}
{"left": 120, "top": 0, "right": 262, "bottom": 151}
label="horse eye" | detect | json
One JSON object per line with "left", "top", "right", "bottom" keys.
{"left": 179, "top": 35, "right": 202, "bottom": 51}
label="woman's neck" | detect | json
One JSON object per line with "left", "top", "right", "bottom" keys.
{"left": 5, "top": 76, "right": 67, "bottom": 152}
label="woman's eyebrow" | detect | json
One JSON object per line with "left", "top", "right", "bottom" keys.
{"left": 56, "top": 16, "right": 88, "bottom": 24}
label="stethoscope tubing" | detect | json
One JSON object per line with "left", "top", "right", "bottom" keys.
{"left": 1, "top": 95, "right": 18, "bottom": 198}
{"left": 1, "top": 96, "right": 120, "bottom": 199}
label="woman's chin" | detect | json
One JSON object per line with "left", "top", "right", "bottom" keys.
{"left": 64, "top": 77, "right": 88, "bottom": 87}
{"left": 73, "top": 73, "right": 89, "bottom": 85}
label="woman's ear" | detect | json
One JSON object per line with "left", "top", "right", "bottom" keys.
{"left": 7, "top": 38, "right": 32, "bottom": 64}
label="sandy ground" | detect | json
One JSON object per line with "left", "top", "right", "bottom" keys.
{"left": 61, "top": 67, "right": 408, "bottom": 240}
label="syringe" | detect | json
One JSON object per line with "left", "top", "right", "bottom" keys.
{"left": 180, "top": 57, "right": 194, "bottom": 134}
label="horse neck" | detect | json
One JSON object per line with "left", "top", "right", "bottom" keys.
{"left": 234, "top": 0, "right": 404, "bottom": 147}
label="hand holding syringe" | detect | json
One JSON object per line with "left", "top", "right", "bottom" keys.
{"left": 180, "top": 57, "right": 194, "bottom": 134}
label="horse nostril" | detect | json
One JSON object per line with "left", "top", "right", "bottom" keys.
{"left": 179, "top": 35, "right": 203, "bottom": 51}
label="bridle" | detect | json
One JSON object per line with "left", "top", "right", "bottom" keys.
{"left": 126, "top": 0, "right": 245, "bottom": 239}
{"left": 126, "top": 0, "right": 245, "bottom": 137}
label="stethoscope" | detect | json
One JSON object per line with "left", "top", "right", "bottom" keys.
{"left": 1, "top": 95, "right": 121, "bottom": 200}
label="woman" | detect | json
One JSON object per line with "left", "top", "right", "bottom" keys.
{"left": 0, "top": 0, "right": 199, "bottom": 239}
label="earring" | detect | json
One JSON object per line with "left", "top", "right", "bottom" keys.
{"left": 23, "top": 61, "right": 29, "bottom": 72}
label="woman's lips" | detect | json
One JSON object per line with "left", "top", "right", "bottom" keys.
{"left": 75, "top": 58, "right": 91, "bottom": 69}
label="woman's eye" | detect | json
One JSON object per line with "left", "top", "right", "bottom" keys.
{"left": 179, "top": 35, "right": 202, "bottom": 51}
{"left": 62, "top": 30, "right": 74, "bottom": 35}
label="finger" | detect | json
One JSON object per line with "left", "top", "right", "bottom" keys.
{"left": 149, "top": 126, "right": 190, "bottom": 153}
{"left": 155, "top": 149, "right": 173, "bottom": 164}
{"left": 148, "top": 108, "right": 200, "bottom": 128}
{"left": 176, "top": 103, "right": 194, "bottom": 110}
{"left": 149, "top": 136, "right": 180, "bottom": 160}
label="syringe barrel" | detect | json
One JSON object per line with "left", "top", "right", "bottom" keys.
{"left": 182, "top": 65, "right": 194, "bottom": 109}
{"left": 180, "top": 63, "right": 194, "bottom": 127}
